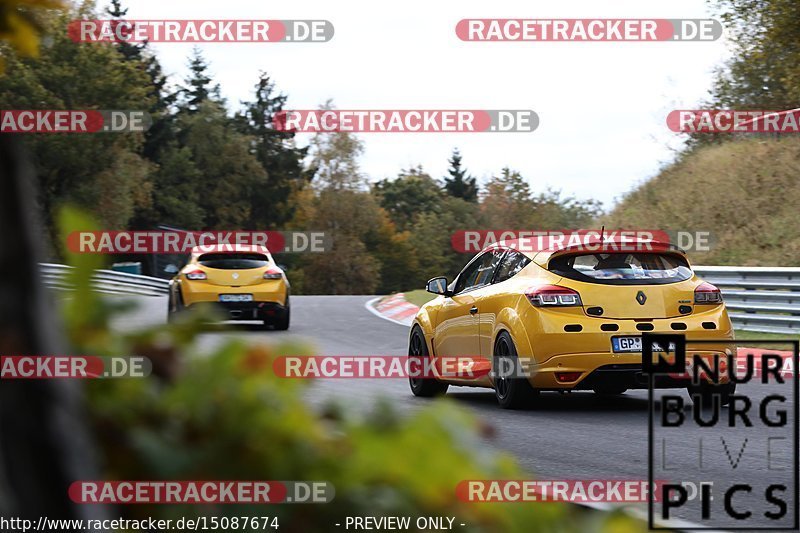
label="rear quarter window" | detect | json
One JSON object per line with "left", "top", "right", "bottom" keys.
{"left": 494, "top": 250, "right": 531, "bottom": 283}
{"left": 549, "top": 252, "right": 692, "bottom": 285}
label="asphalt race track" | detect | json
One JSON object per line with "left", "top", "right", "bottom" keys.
{"left": 114, "top": 295, "right": 799, "bottom": 528}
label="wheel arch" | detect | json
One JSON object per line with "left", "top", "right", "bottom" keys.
{"left": 409, "top": 324, "right": 432, "bottom": 359}
{"left": 493, "top": 305, "right": 536, "bottom": 359}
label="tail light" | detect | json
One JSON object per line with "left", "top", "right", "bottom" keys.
{"left": 185, "top": 269, "right": 207, "bottom": 280}
{"left": 526, "top": 285, "right": 582, "bottom": 307}
{"left": 694, "top": 282, "right": 722, "bottom": 304}
{"left": 263, "top": 268, "right": 283, "bottom": 280}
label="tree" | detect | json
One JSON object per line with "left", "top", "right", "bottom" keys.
{"left": 372, "top": 166, "right": 443, "bottom": 231}
{"left": 179, "top": 48, "right": 219, "bottom": 114}
{"left": 308, "top": 100, "right": 365, "bottom": 191}
{"left": 709, "top": 0, "right": 800, "bottom": 110}
{"left": 102, "top": 0, "right": 182, "bottom": 231}
{"left": 300, "top": 232, "right": 381, "bottom": 294}
{"left": 681, "top": 0, "right": 800, "bottom": 149}
{"left": 177, "top": 101, "right": 266, "bottom": 228}
{"left": 369, "top": 223, "right": 419, "bottom": 294}
{"left": 294, "top": 187, "right": 386, "bottom": 294}
{"left": 235, "top": 72, "right": 309, "bottom": 229}
{"left": 480, "top": 167, "right": 535, "bottom": 227}
{"left": 159, "top": 49, "right": 268, "bottom": 229}
{"left": 480, "top": 168, "right": 601, "bottom": 229}
{"left": 145, "top": 142, "right": 205, "bottom": 228}
{"left": 105, "top": 0, "right": 141, "bottom": 62}
{"left": 443, "top": 148, "right": 478, "bottom": 202}
{"left": 0, "top": 4, "right": 155, "bottom": 236}
{"left": 292, "top": 104, "right": 386, "bottom": 293}
{"left": 409, "top": 197, "right": 481, "bottom": 280}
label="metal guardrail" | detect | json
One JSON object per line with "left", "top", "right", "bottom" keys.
{"left": 40, "top": 263, "right": 169, "bottom": 297}
{"left": 694, "top": 266, "right": 800, "bottom": 335}
{"left": 37, "top": 263, "right": 800, "bottom": 333}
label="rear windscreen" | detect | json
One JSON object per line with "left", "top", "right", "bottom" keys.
{"left": 548, "top": 252, "right": 692, "bottom": 285}
{"left": 197, "top": 253, "right": 269, "bottom": 270}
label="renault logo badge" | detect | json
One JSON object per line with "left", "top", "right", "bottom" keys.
{"left": 232, "top": 273, "right": 240, "bottom": 280}
{"left": 636, "top": 290, "right": 647, "bottom": 305}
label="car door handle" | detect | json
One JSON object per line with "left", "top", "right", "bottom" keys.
{"left": 470, "top": 306, "right": 478, "bottom": 315}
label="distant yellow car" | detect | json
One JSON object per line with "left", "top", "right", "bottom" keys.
{"left": 168, "top": 244, "right": 290, "bottom": 330}
{"left": 409, "top": 238, "right": 735, "bottom": 408}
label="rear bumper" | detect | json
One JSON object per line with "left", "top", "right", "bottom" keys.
{"left": 508, "top": 306, "right": 735, "bottom": 390}
{"left": 193, "top": 301, "right": 289, "bottom": 321}
{"left": 571, "top": 364, "right": 690, "bottom": 390}
{"left": 181, "top": 280, "right": 288, "bottom": 307}
{"left": 526, "top": 349, "right": 733, "bottom": 390}
{"left": 179, "top": 280, "right": 289, "bottom": 321}
{"left": 514, "top": 305, "right": 734, "bottom": 359}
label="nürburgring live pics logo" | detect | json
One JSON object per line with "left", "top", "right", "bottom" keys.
{"left": 645, "top": 333, "right": 799, "bottom": 530}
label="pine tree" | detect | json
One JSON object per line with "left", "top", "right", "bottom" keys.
{"left": 443, "top": 148, "right": 478, "bottom": 202}
{"left": 97, "top": 0, "right": 178, "bottom": 160}
{"left": 105, "top": 0, "right": 142, "bottom": 62}
{"left": 180, "top": 49, "right": 219, "bottom": 113}
{"left": 235, "top": 72, "right": 309, "bottom": 228}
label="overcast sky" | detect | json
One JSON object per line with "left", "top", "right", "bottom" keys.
{"left": 115, "top": 0, "right": 730, "bottom": 210}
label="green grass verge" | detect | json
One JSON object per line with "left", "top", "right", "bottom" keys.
{"left": 733, "top": 330, "right": 798, "bottom": 350}
{"left": 734, "top": 330, "right": 797, "bottom": 341}
{"left": 401, "top": 289, "right": 436, "bottom": 308}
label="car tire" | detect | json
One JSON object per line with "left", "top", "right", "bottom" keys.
{"left": 167, "top": 289, "right": 184, "bottom": 323}
{"left": 687, "top": 381, "right": 736, "bottom": 407}
{"left": 493, "top": 331, "right": 538, "bottom": 409}
{"left": 274, "top": 305, "right": 290, "bottom": 331}
{"left": 408, "top": 327, "right": 449, "bottom": 397}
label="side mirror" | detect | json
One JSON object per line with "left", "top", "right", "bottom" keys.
{"left": 426, "top": 277, "right": 452, "bottom": 296}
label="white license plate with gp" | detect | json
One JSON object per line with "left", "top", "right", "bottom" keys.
{"left": 219, "top": 294, "right": 253, "bottom": 303}
{"left": 611, "top": 336, "right": 675, "bottom": 353}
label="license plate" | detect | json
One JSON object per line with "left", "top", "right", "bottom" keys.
{"left": 219, "top": 294, "right": 253, "bottom": 303}
{"left": 611, "top": 336, "right": 676, "bottom": 353}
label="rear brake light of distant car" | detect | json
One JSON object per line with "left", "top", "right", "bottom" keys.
{"left": 263, "top": 269, "right": 283, "bottom": 280}
{"left": 526, "top": 285, "right": 582, "bottom": 307}
{"left": 694, "top": 282, "right": 723, "bottom": 304}
{"left": 185, "top": 269, "right": 207, "bottom": 280}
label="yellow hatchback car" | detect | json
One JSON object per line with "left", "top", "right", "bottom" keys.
{"left": 409, "top": 238, "right": 735, "bottom": 409}
{"left": 168, "top": 244, "right": 290, "bottom": 330}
